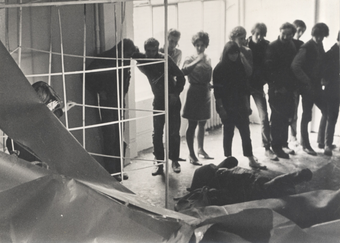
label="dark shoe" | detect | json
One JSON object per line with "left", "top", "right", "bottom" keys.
{"left": 273, "top": 148, "right": 289, "bottom": 159}
{"left": 197, "top": 150, "right": 214, "bottom": 160}
{"left": 188, "top": 156, "right": 202, "bottom": 166}
{"left": 324, "top": 146, "right": 333, "bottom": 156}
{"left": 265, "top": 148, "right": 278, "bottom": 160}
{"left": 303, "top": 147, "right": 317, "bottom": 156}
{"left": 318, "top": 143, "right": 325, "bottom": 149}
{"left": 217, "top": 156, "right": 238, "bottom": 169}
{"left": 113, "top": 173, "right": 129, "bottom": 182}
{"left": 178, "top": 158, "right": 186, "bottom": 162}
{"left": 248, "top": 156, "right": 267, "bottom": 170}
{"left": 172, "top": 161, "right": 181, "bottom": 173}
{"left": 152, "top": 164, "right": 164, "bottom": 176}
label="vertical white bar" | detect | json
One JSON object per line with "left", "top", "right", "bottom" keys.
{"left": 57, "top": 7, "right": 69, "bottom": 129}
{"left": 164, "top": 0, "right": 169, "bottom": 209}
{"left": 82, "top": 4, "right": 87, "bottom": 148}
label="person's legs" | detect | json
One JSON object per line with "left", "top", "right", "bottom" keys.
{"left": 263, "top": 168, "right": 313, "bottom": 198}
{"left": 252, "top": 90, "right": 276, "bottom": 160}
{"left": 290, "top": 90, "right": 300, "bottom": 143}
{"left": 186, "top": 120, "right": 198, "bottom": 159}
{"left": 169, "top": 97, "right": 182, "bottom": 172}
{"left": 235, "top": 115, "right": 253, "bottom": 158}
{"left": 268, "top": 89, "right": 289, "bottom": 158}
{"left": 300, "top": 93, "right": 316, "bottom": 154}
{"left": 222, "top": 118, "right": 235, "bottom": 157}
{"left": 152, "top": 101, "right": 165, "bottom": 175}
{"left": 197, "top": 120, "right": 213, "bottom": 159}
{"left": 251, "top": 91, "right": 271, "bottom": 148}
{"left": 100, "top": 108, "right": 123, "bottom": 174}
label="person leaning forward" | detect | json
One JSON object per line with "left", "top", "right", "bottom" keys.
{"left": 132, "top": 37, "right": 186, "bottom": 175}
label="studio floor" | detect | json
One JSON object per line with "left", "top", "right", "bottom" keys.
{"left": 122, "top": 124, "right": 340, "bottom": 210}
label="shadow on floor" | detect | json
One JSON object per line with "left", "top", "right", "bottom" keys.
{"left": 122, "top": 124, "right": 340, "bottom": 210}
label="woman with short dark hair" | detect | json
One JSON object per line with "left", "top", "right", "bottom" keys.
{"left": 182, "top": 31, "right": 213, "bottom": 165}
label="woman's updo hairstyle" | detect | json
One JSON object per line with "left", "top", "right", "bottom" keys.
{"left": 191, "top": 31, "right": 210, "bottom": 47}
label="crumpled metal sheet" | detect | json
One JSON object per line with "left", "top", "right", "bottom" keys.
{"left": 0, "top": 38, "right": 340, "bottom": 243}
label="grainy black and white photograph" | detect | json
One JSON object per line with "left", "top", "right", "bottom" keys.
{"left": 0, "top": 0, "right": 339, "bottom": 242}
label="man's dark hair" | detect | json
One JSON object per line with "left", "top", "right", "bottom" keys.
{"left": 293, "top": 19, "right": 306, "bottom": 29}
{"left": 144, "top": 37, "right": 159, "bottom": 50}
{"left": 279, "top": 22, "right": 297, "bottom": 36}
{"left": 168, "top": 28, "right": 181, "bottom": 39}
{"left": 191, "top": 31, "right": 210, "bottom": 47}
{"left": 251, "top": 23, "right": 267, "bottom": 37}
{"left": 312, "top": 23, "right": 329, "bottom": 37}
{"left": 337, "top": 30, "right": 340, "bottom": 41}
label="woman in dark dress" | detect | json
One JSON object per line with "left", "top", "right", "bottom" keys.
{"left": 182, "top": 31, "right": 213, "bottom": 165}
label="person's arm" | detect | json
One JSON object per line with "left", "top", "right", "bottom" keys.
{"left": 213, "top": 66, "right": 227, "bottom": 119}
{"left": 291, "top": 48, "right": 311, "bottom": 87}
{"left": 181, "top": 54, "right": 204, "bottom": 75}
{"left": 240, "top": 48, "right": 253, "bottom": 77}
{"left": 168, "top": 57, "right": 185, "bottom": 95}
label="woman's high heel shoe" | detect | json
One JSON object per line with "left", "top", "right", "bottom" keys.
{"left": 197, "top": 150, "right": 214, "bottom": 160}
{"left": 188, "top": 155, "right": 202, "bottom": 166}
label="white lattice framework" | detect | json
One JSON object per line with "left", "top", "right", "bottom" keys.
{"left": 0, "top": 0, "right": 171, "bottom": 207}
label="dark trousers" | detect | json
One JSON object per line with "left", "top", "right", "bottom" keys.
{"left": 317, "top": 89, "right": 339, "bottom": 147}
{"left": 268, "top": 88, "right": 294, "bottom": 150}
{"left": 251, "top": 88, "right": 271, "bottom": 149}
{"left": 290, "top": 90, "right": 300, "bottom": 138}
{"left": 153, "top": 96, "right": 181, "bottom": 161}
{"left": 222, "top": 111, "right": 253, "bottom": 157}
{"left": 300, "top": 90, "right": 324, "bottom": 148}
{"left": 101, "top": 108, "right": 124, "bottom": 174}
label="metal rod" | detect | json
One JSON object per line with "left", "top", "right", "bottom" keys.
{"left": 164, "top": 0, "right": 169, "bottom": 209}
{"left": 0, "top": 0, "right": 135, "bottom": 8}
{"left": 57, "top": 7, "right": 69, "bottom": 129}
{"left": 82, "top": 4, "right": 87, "bottom": 148}
{"left": 17, "top": 0, "right": 22, "bottom": 67}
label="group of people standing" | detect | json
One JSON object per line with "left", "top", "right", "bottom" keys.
{"left": 85, "top": 20, "right": 339, "bottom": 180}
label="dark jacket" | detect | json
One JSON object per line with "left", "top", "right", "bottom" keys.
{"left": 292, "top": 39, "right": 304, "bottom": 51}
{"left": 291, "top": 39, "right": 325, "bottom": 91}
{"left": 132, "top": 52, "right": 185, "bottom": 101}
{"left": 247, "top": 37, "right": 269, "bottom": 89}
{"left": 85, "top": 47, "right": 131, "bottom": 107}
{"left": 265, "top": 37, "right": 297, "bottom": 92}
{"left": 322, "top": 43, "right": 339, "bottom": 99}
{"left": 213, "top": 58, "right": 249, "bottom": 113}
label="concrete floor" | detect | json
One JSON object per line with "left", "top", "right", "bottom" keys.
{"left": 122, "top": 124, "right": 340, "bottom": 210}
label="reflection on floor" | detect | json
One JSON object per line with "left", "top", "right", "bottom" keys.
{"left": 123, "top": 124, "right": 340, "bottom": 210}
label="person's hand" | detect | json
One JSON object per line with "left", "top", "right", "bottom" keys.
{"left": 169, "top": 94, "right": 179, "bottom": 106}
{"left": 195, "top": 53, "right": 205, "bottom": 62}
{"left": 64, "top": 101, "right": 76, "bottom": 112}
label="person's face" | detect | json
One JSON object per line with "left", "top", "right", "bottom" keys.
{"left": 279, "top": 28, "right": 294, "bottom": 43}
{"left": 234, "top": 34, "right": 246, "bottom": 47}
{"left": 228, "top": 52, "right": 239, "bottom": 62}
{"left": 295, "top": 27, "right": 306, "bottom": 40}
{"left": 145, "top": 45, "right": 158, "bottom": 58}
{"left": 252, "top": 29, "right": 264, "bottom": 43}
{"left": 168, "top": 35, "right": 180, "bottom": 51}
{"left": 312, "top": 35, "right": 324, "bottom": 44}
{"left": 195, "top": 40, "right": 206, "bottom": 54}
